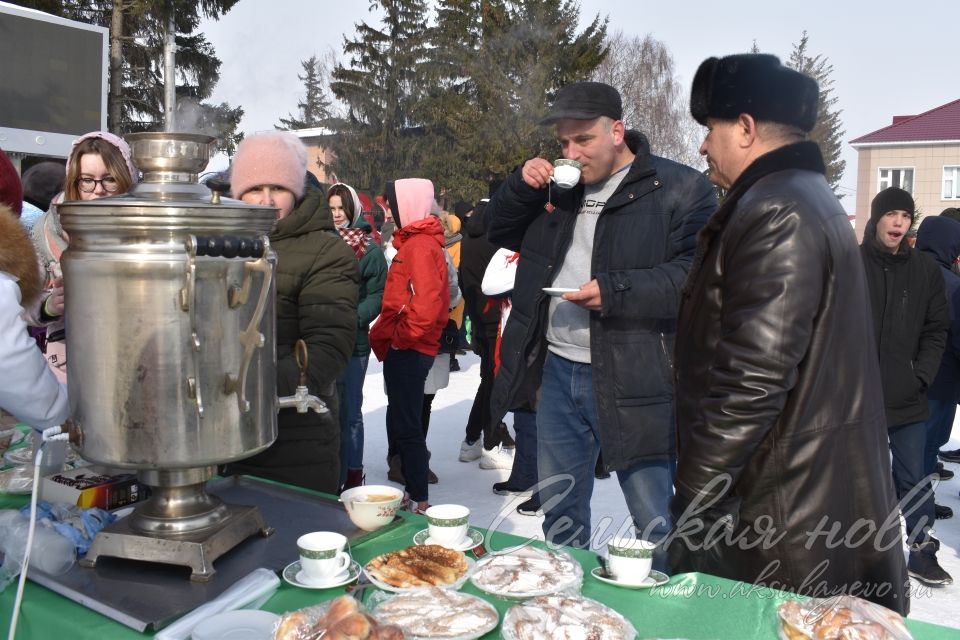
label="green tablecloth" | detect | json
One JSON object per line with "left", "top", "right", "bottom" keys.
{"left": 0, "top": 444, "right": 956, "bottom": 639}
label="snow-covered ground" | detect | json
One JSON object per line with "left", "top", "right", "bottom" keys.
{"left": 360, "top": 352, "right": 960, "bottom": 631}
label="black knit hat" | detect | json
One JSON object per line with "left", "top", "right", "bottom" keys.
{"left": 871, "top": 187, "right": 915, "bottom": 223}
{"left": 690, "top": 54, "right": 819, "bottom": 132}
{"left": 540, "top": 81, "right": 623, "bottom": 125}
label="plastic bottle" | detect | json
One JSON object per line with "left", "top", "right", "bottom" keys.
{"left": 0, "top": 509, "right": 76, "bottom": 590}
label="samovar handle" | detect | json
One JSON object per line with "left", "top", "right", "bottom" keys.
{"left": 181, "top": 236, "right": 204, "bottom": 418}
{"left": 182, "top": 235, "right": 272, "bottom": 416}
{"left": 223, "top": 236, "right": 273, "bottom": 413}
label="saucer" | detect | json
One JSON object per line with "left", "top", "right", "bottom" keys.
{"left": 542, "top": 287, "right": 579, "bottom": 297}
{"left": 590, "top": 567, "right": 670, "bottom": 589}
{"left": 413, "top": 527, "right": 484, "bottom": 551}
{"left": 282, "top": 560, "right": 359, "bottom": 589}
{"left": 191, "top": 609, "right": 279, "bottom": 640}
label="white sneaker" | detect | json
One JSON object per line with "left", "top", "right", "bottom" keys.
{"left": 459, "top": 439, "right": 482, "bottom": 462}
{"left": 479, "top": 445, "right": 514, "bottom": 470}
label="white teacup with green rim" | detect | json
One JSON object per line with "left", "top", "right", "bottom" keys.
{"left": 606, "top": 535, "right": 656, "bottom": 585}
{"left": 551, "top": 158, "right": 582, "bottom": 189}
{"left": 425, "top": 504, "right": 470, "bottom": 547}
{"left": 297, "top": 531, "right": 350, "bottom": 584}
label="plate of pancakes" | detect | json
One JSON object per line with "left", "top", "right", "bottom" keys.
{"left": 363, "top": 544, "right": 475, "bottom": 593}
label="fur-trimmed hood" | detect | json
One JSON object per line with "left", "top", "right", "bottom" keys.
{"left": 0, "top": 205, "right": 42, "bottom": 306}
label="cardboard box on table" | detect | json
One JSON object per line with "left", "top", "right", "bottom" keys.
{"left": 40, "top": 466, "right": 146, "bottom": 510}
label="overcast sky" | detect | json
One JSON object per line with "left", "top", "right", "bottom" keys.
{"left": 202, "top": 1, "right": 953, "bottom": 212}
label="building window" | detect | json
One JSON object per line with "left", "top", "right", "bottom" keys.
{"left": 878, "top": 167, "right": 914, "bottom": 193}
{"left": 944, "top": 166, "right": 960, "bottom": 200}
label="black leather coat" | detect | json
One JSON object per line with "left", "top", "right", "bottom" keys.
{"left": 672, "top": 143, "right": 909, "bottom": 615}
{"left": 486, "top": 131, "right": 716, "bottom": 471}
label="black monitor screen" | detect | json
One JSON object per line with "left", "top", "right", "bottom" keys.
{"left": 0, "top": 10, "right": 105, "bottom": 135}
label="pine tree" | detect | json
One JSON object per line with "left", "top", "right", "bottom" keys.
{"left": 9, "top": 0, "right": 244, "bottom": 154}
{"left": 787, "top": 32, "right": 846, "bottom": 197}
{"left": 324, "top": 0, "right": 606, "bottom": 200}
{"left": 415, "top": 0, "right": 485, "bottom": 200}
{"left": 327, "top": 0, "right": 432, "bottom": 194}
{"left": 278, "top": 55, "right": 333, "bottom": 131}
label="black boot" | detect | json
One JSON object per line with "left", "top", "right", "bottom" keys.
{"left": 935, "top": 503, "right": 953, "bottom": 520}
{"left": 387, "top": 454, "right": 404, "bottom": 484}
{"left": 908, "top": 540, "right": 953, "bottom": 586}
{"left": 491, "top": 421, "right": 515, "bottom": 449}
{"left": 938, "top": 448, "right": 960, "bottom": 463}
{"left": 516, "top": 496, "right": 543, "bottom": 516}
{"left": 595, "top": 452, "right": 611, "bottom": 479}
{"left": 934, "top": 461, "right": 954, "bottom": 481}
{"left": 344, "top": 467, "right": 365, "bottom": 491}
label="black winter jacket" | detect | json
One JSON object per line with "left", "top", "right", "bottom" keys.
{"left": 860, "top": 229, "right": 947, "bottom": 428}
{"left": 486, "top": 131, "right": 716, "bottom": 470}
{"left": 673, "top": 142, "right": 908, "bottom": 615}
{"left": 917, "top": 216, "right": 960, "bottom": 402}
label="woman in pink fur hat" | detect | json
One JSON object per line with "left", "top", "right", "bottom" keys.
{"left": 224, "top": 131, "right": 360, "bottom": 494}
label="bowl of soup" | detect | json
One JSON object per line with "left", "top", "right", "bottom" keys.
{"left": 340, "top": 485, "right": 404, "bottom": 531}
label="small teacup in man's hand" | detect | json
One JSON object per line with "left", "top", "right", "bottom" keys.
{"left": 551, "top": 159, "right": 582, "bottom": 189}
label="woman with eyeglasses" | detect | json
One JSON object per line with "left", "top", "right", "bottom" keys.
{"left": 30, "top": 131, "right": 138, "bottom": 380}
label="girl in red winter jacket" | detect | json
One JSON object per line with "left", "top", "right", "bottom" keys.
{"left": 368, "top": 178, "right": 449, "bottom": 513}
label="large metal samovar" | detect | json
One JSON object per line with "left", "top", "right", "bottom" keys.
{"left": 58, "top": 132, "right": 317, "bottom": 580}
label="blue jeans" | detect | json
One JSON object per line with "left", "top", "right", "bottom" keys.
{"left": 383, "top": 349, "right": 434, "bottom": 502}
{"left": 537, "top": 353, "right": 674, "bottom": 565}
{"left": 924, "top": 397, "right": 956, "bottom": 475}
{"left": 889, "top": 421, "right": 935, "bottom": 545}
{"left": 337, "top": 354, "right": 369, "bottom": 486}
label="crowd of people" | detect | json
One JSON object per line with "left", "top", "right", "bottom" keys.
{"left": 3, "top": 52, "right": 960, "bottom": 616}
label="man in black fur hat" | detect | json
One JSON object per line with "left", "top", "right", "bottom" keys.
{"left": 671, "top": 54, "right": 910, "bottom": 613}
